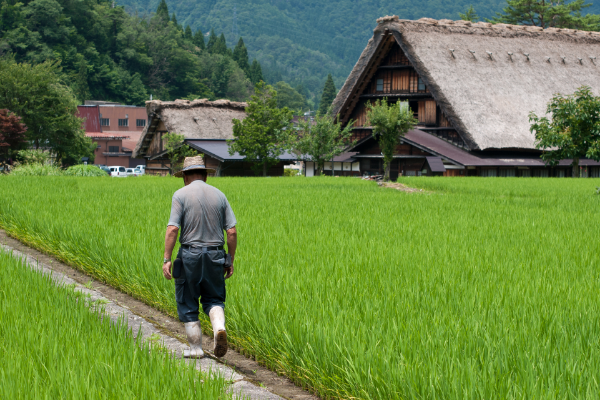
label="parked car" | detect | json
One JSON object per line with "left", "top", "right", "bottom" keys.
{"left": 126, "top": 168, "right": 141, "bottom": 177}
{"left": 135, "top": 165, "right": 146, "bottom": 175}
{"left": 108, "top": 166, "right": 128, "bottom": 177}
{"left": 95, "top": 165, "right": 111, "bottom": 175}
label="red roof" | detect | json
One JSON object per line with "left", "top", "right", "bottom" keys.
{"left": 77, "top": 105, "right": 102, "bottom": 133}
{"left": 122, "top": 140, "right": 138, "bottom": 152}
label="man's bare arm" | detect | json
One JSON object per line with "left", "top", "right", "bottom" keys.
{"left": 163, "top": 225, "right": 179, "bottom": 280}
{"left": 225, "top": 227, "right": 237, "bottom": 279}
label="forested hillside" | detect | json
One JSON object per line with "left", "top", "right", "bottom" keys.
{"left": 0, "top": 0, "right": 260, "bottom": 105}
{"left": 115, "top": 0, "right": 600, "bottom": 105}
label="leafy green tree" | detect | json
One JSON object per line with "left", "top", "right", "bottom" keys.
{"left": 366, "top": 99, "right": 418, "bottom": 181}
{"left": 294, "top": 111, "right": 355, "bottom": 175}
{"left": 460, "top": 5, "right": 479, "bottom": 21}
{"left": 275, "top": 81, "right": 307, "bottom": 111}
{"left": 229, "top": 82, "right": 293, "bottom": 176}
{"left": 317, "top": 74, "right": 337, "bottom": 116}
{"left": 232, "top": 37, "right": 249, "bottom": 74}
{"left": 156, "top": 0, "right": 169, "bottom": 21}
{"left": 490, "top": 0, "right": 600, "bottom": 30}
{"left": 248, "top": 59, "right": 263, "bottom": 84}
{"left": 163, "top": 132, "right": 198, "bottom": 174}
{"left": 193, "top": 28, "right": 205, "bottom": 50}
{"left": 0, "top": 58, "right": 94, "bottom": 166}
{"left": 530, "top": 86, "right": 600, "bottom": 178}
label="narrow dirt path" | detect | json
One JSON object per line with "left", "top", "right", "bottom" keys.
{"left": 0, "top": 230, "right": 318, "bottom": 400}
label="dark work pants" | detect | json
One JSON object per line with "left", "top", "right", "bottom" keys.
{"left": 174, "top": 246, "right": 227, "bottom": 322}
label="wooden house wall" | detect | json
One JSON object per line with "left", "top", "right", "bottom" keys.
{"left": 351, "top": 99, "right": 437, "bottom": 127}
{"left": 418, "top": 100, "right": 436, "bottom": 125}
{"left": 368, "top": 70, "right": 428, "bottom": 95}
{"left": 382, "top": 46, "right": 411, "bottom": 66}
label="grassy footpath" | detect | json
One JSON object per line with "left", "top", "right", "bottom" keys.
{"left": 0, "top": 248, "right": 234, "bottom": 399}
{"left": 0, "top": 176, "right": 599, "bottom": 399}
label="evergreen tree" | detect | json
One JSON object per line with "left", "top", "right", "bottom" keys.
{"left": 184, "top": 25, "right": 193, "bottom": 40}
{"left": 317, "top": 74, "right": 336, "bottom": 116}
{"left": 459, "top": 5, "right": 479, "bottom": 21}
{"left": 193, "top": 29, "right": 205, "bottom": 50}
{"left": 125, "top": 73, "right": 149, "bottom": 106}
{"left": 156, "top": 0, "right": 169, "bottom": 21}
{"left": 206, "top": 28, "right": 217, "bottom": 53}
{"left": 232, "top": 37, "right": 250, "bottom": 74}
{"left": 74, "top": 57, "right": 90, "bottom": 104}
{"left": 490, "top": 0, "right": 600, "bottom": 29}
{"left": 171, "top": 13, "right": 178, "bottom": 27}
{"left": 211, "top": 33, "right": 229, "bottom": 56}
{"left": 249, "top": 59, "right": 263, "bottom": 84}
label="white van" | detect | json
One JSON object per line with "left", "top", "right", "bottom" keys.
{"left": 135, "top": 165, "right": 146, "bottom": 174}
{"left": 108, "top": 166, "right": 128, "bottom": 177}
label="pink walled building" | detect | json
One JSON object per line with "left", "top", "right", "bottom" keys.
{"left": 77, "top": 103, "right": 148, "bottom": 168}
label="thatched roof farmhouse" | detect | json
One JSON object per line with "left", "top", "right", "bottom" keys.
{"left": 133, "top": 99, "right": 296, "bottom": 176}
{"left": 327, "top": 16, "right": 600, "bottom": 178}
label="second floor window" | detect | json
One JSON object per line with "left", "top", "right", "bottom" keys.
{"left": 376, "top": 79, "right": 384, "bottom": 92}
{"left": 118, "top": 119, "right": 128, "bottom": 127}
{"left": 417, "top": 78, "right": 426, "bottom": 91}
{"left": 108, "top": 146, "right": 119, "bottom": 153}
{"left": 136, "top": 119, "right": 146, "bottom": 127}
{"left": 100, "top": 118, "right": 109, "bottom": 126}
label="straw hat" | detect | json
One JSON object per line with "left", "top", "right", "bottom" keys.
{"left": 174, "top": 155, "right": 216, "bottom": 177}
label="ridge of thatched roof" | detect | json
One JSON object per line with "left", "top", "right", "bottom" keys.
{"left": 333, "top": 16, "right": 600, "bottom": 151}
{"left": 133, "top": 99, "right": 247, "bottom": 158}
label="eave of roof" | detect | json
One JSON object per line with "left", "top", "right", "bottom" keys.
{"left": 185, "top": 139, "right": 301, "bottom": 162}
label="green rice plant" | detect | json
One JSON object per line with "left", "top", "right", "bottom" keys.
{"left": 0, "top": 248, "right": 235, "bottom": 399}
{"left": 64, "top": 164, "right": 108, "bottom": 176}
{"left": 10, "top": 163, "right": 63, "bottom": 176}
{"left": 0, "top": 175, "right": 599, "bottom": 399}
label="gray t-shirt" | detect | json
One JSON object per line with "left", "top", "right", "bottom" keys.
{"left": 168, "top": 180, "right": 237, "bottom": 247}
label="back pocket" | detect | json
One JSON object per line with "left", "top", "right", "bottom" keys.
{"left": 175, "top": 278, "right": 186, "bottom": 303}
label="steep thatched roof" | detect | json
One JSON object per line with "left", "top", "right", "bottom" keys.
{"left": 133, "top": 99, "right": 247, "bottom": 158}
{"left": 333, "top": 16, "right": 600, "bottom": 151}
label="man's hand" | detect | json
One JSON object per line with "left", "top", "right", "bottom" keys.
{"left": 224, "top": 256, "right": 234, "bottom": 279}
{"left": 163, "top": 261, "right": 172, "bottom": 280}
{"left": 225, "top": 227, "right": 237, "bottom": 280}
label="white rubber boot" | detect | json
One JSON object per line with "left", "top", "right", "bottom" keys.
{"left": 209, "top": 306, "right": 227, "bottom": 357}
{"left": 183, "top": 321, "right": 204, "bottom": 358}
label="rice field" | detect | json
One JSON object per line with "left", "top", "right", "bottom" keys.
{"left": 0, "top": 176, "right": 599, "bottom": 399}
{"left": 0, "top": 248, "right": 234, "bottom": 399}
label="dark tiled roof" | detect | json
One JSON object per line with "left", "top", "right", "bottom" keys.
{"left": 426, "top": 156, "right": 446, "bottom": 172}
{"left": 185, "top": 140, "right": 300, "bottom": 162}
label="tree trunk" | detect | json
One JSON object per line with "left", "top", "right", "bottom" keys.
{"left": 383, "top": 159, "right": 391, "bottom": 181}
{"left": 573, "top": 158, "right": 580, "bottom": 178}
{"left": 263, "top": 159, "right": 267, "bottom": 177}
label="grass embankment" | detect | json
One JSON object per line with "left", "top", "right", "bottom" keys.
{"left": 0, "top": 176, "right": 599, "bottom": 399}
{"left": 0, "top": 248, "right": 234, "bottom": 399}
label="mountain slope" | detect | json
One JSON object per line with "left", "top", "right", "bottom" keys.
{"left": 120, "top": 0, "right": 600, "bottom": 102}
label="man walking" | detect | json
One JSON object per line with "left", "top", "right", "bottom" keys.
{"left": 162, "top": 155, "right": 237, "bottom": 358}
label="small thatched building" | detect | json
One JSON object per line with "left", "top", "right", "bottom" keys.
{"left": 133, "top": 99, "right": 297, "bottom": 176}
{"left": 328, "top": 16, "right": 600, "bottom": 178}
